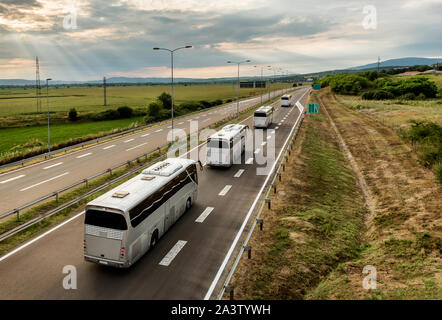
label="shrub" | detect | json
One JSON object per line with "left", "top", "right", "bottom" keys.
{"left": 399, "top": 93, "right": 416, "bottom": 100}
{"left": 147, "top": 101, "right": 162, "bottom": 118}
{"left": 362, "top": 91, "right": 375, "bottom": 100}
{"left": 362, "top": 90, "right": 394, "bottom": 100}
{"left": 373, "top": 90, "right": 395, "bottom": 100}
{"left": 117, "top": 106, "right": 133, "bottom": 118}
{"left": 68, "top": 108, "right": 78, "bottom": 121}
{"left": 212, "top": 99, "right": 223, "bottom": 106}
{"left": 435, "top": 163, "right": 442, "bottom": 184}
{"left": 158, "top": 92, "right": 172, "bottom": 109}
{"left": 199, "top": 100, "right": 212, "bottom": 108}
{"left": 416, "top": 93, "right": 427, "bottom": 100}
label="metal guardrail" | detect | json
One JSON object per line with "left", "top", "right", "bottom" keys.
{"left": 0, "top": 89, "right": 295, "bottom": 241}
{"left": 0, "top": 88, "right": 289, "bottom": 172}
{"left": 215, "top": 93, "right": 308, "bottom": 300}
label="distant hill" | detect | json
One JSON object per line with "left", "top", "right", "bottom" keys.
{"left": 350, "top": 57, "right": 440, "bottom": 70}
{"left": 0, "top": 76, "right": 284, "bottom": 86}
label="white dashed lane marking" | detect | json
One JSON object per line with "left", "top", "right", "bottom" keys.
{"left": 20, "top": 172, "right": 69, "bottom": 192}
{"left": 76, "top": 153, "right": 92, "bottom": 159}
{"left": 0, "top": 174, "right": 25, "bottom": 184}
{"left": 43, "top": 162, "right": 63, "bottom": 170}
{"left": 103, "top": 145, "right": 115, "bottom": 150}
{"left": 195, "top": 207, "right": 215, "bottom": 223}
{"left": 159, "top": 240, "right": 187, "bottom": 266}
{"left": 218, "top": 185, "right": 232, "bottom": 196}
{"left": 234, "top": 169, "right": 245, "bottom": 178}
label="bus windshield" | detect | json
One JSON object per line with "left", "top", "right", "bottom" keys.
{"left": 85, "top": 209, "right": 128, "bottom": 230}
{"left": 254, "top": 112, "right": 267, "bottom": 117}
{"left": 281, "top": 97, "right": 289, "bottom": 100}
{"left": 208, "top": 139, "right": 229, "bottom": 149}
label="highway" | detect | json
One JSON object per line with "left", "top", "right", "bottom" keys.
{"left": 0, "top": 88, "right": 291, "bottom": 215}
{"left": 0, "top": 88, "right": 309, "bottom": 299}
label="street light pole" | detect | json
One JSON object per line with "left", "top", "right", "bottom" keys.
{"left": 46, "top": 78, "right": 52, "bottom": 155}
{"left": 227, "top": 60, "right": 250, "bottom": 118}
{"left": 153, "top": 45, "right": 192, "bottom": 141}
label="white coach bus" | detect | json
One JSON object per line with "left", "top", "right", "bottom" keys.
{"left": 206, "top": 124, "right": 249, "bottom": 167}
{"left": 281, "top": 94, "right": 292, "bottom": 107}
{"left": 254, "top": 106, "right": 274, "bottom": 128}
{"left": 84, "top": 158, "right": 200, "bottom": 268}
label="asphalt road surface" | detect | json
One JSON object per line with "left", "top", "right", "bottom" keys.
{"left": 0, "top": 88, "right": 309, "bottom": 299}
{"left": 0, "top": 88, "right": 296, "bottom": 215}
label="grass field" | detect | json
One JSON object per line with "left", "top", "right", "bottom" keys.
{"left": 230, "top": 90, "right": 441, "bottom": 300}
{"left": 0, "top": 82, "right": 291, "bottom": 160}
{"left": 0, "top": 83, "right": 290, "bottom": 116}
{"left": 0, "top": 116, "right": 144, "bottom": 156}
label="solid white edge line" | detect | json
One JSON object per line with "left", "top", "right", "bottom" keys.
{"left": 0, "top": 174, "right": 26, "bottom": 184}
{"left": 195, "top": 207, "right": 215, "bottom": 223}
{"left": 0, "top": 211, "right": 85, "bottom": 262}
{"left": 204, "top": 88, "right": 309, "bottom": 300}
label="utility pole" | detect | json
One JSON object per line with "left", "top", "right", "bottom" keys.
{"left": 103, "top": 76, "right": 107, "bottom": 106}
{"left": 227, "top": 60, "right": 251, "bottom": 118}
{"left": 35, "top": 57, "right": 42, "bottom": 113}
{"left": 46, "top": 78, "right": 52, "bottom": 154}
{"left": 153, "top": 45, "right": 193, "bottom": 140}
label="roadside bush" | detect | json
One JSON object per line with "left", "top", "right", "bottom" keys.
{"left": 405, "top": 121, "right": 442, "bottom": 168}
{"left": 117, "top": 106, "right": 133, "bottom": 118}
{"left": 399, "top": 93, "right": 416, "bottom": 100}
{"left": 377, "top": 77, "right": 438, "bottom": 98}
{"left": 212, "top": 99, "right": 223, "bottom": 106}
{"left": 416, "top": 93, "right": 427, "bottom": 100}
{"left": 435, "top": 163, "right": 442, "bottom": 184}
{"left": 199, "top": 100, "right": 212, "bottom": 108}
{"left": 328, "top": 74, "right": 371, "bottom": 95}
{"left": 146, "top": 101, "right": 162, "bottom": 119}
{"left": 158, "top": 92, "right": 172, "bottom": 109}
{"left": 362, "top": 90, "right": 394, "bottom": 100}
{"left": 68, "top": 108, "right": 78, "bottom": 121}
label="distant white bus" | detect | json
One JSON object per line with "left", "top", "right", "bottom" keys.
{"left": 206, "top": 124, "right": 249, "bottom": 167}
{"left": 254, "top": 106, "right": 274, "bottom": 128}
{"left": 281, "top": 94, "right": 292, "bottom": 107}
{"left": 84, "top": 158, "right": 200, "bottom": 268}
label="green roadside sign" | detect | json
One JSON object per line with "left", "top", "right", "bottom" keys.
{"left": 313, "top": 83, "right": 321, "bottom": 90}
{"left": 307, "top": 103, "right": 319, "bottom": 114}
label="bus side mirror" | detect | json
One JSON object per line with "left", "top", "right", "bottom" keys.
{"left": 198, "top": 160, "right": 204, "bottom": 171}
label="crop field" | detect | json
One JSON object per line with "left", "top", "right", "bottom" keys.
{"left": 0, "top": 83, "right": 290, "bottom": 117}
{"left": 0, "top": 82, "right": 291, "bottom": 160}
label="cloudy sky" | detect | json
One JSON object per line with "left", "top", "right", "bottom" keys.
{"left": 0, "top": 0, "right": 441, "bottom": 80}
